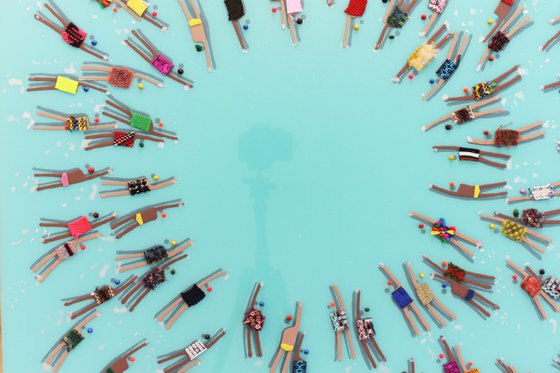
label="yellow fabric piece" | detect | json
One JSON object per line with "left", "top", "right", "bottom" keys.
{"left": 127, "top": 0, "right": 148, "bottom": 16}
{"left": 473, "top": 185, "right": 480, "bottom": 199}
{"left": 135, "top": 213, "right": 144, "bottom": 225}
{"left": 501, "top": 220, "right": 526, "bottom": 242}
{"left": 189, "top": 18, "right": 202, "bottom": 27}
{"left": 407, "top": 43, "right": 439, "bottom": 71}
{"left": 280, "top": 343, "right": 294, "bottom": 351}
{"left": 55, "top": 76, "right": 79, "bottom": 94}
{"left": 416, "top": 283, "right": 435, "bottom": 305}
{"left": 465, "top": 369, "right": 480, "bottom": 373}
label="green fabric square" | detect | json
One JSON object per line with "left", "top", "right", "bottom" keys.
{"left": 130, "top": 112, "right": 152, "bottom": 133}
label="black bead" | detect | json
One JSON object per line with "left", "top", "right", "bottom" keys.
{"left": 177, "top": 68, "right": 184, "bottom": 75}
{"left": 296, "top": 18, "right": 303, "bottom": 25}
{"left": 540, "top": 269, "right": 545, "bottom": 275}
{"left": 93, "top": 212, "right": 99, "bottom": 219}
{"left": 445, "top": 124, "right": 452, "bottom": 130}
{"left": 203, "top": 334, "right": 211, "bottom": 340}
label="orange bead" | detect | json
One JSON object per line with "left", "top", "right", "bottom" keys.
{"left": 442, "top": 261, "right": 447, "bottom": 267}
{"left": 463, "top": 88, "right": 469, "bottom": 93}
{"left": 161, "top": 213, "right": 167, "bottom": 218}
{"left": 158, "top": 122, "right": 164, "bottom": 127}
{"left": 128, "top": 356, "right": 135, "bottom": 362}
{"left": 330, "top": 301, "right": 335, "bottom": 307}
{"left": 113, "top": 7, "right": 118, "bottom": 12}
{"left": 449, "top": 182, "right": 455, "bottom": 188}
{"left": 468, "top": 362, "right": 473, "bottom": 366}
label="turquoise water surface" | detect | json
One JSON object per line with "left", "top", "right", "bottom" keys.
{"left": 1, "top": 0, "right": 560, "bottom": 372}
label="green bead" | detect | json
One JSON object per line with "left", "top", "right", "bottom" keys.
{"left": 139, "top": 142, "right": 145, "bottom": 148}
{"left": 170, "top": 269, "right": 176, "bottom": 275}
{"left": 364, "top": 307, "right": 370, "bottom": 312}
{"left": 513, "top": 209, "right": 519, "bottom": 217}
{"left": 195, "top": 44, "right": 204, "bottom": 52}
{"left": 389, "top": 35, "right": 395, "bottom": 39}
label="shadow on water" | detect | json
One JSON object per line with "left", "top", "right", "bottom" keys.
{"left": 212, "top": 124, "right": 293, "bottom": 370}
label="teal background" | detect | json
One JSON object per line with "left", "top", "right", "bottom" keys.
{"left": 1, "top": 0, "right": 559, "bottom": 372}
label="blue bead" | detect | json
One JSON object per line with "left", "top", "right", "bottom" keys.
{"left": 303, "top": 349, "right": 309, "bottom": 355}
{"left": 83, "top": 86, "right": 89, "bottom": 92}
{"left": 442, "top": 283, "right": 447, "bottom": 288}
{"left": 243, "top": 24, "right": 249, "bottom": 30}
{"left": 92, "top": 40, "right": 98, "bottom": 46}
{"left": 115, "top": 279, "right": 121, "bottom": 285}
{"left": 87, "top": 328, "right": 93, "bottom": 333}
{"left": 259, "top": 301, "right": 264, "bottom": 307}
{"left": 429, "top": 79, "right": 435, "bottom": 84}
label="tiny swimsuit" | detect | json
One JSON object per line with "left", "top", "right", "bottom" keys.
{"left": 443, "top": 361, "right": 461, "bottom": 373}
{"left": 501, "top": 220, "right": 526, "bottom": 242}
{"left": 108, "top": 66, "right": 135, "bottom": 88}
{"left": 65, "top": 116, "right": 90, "bottom": 131}
{"left": 494, "top": 128, "right": 519, "bottom": 147}
{"left": 391, "top": 287, "right": 413, "bottom": 308}
{"left": 92, "top": 286, "right": 115, "bottom": 304}
{"left": 152, "top": 55, "right": 175, "bottom": 75}
{"left": 63, "top": 329, "right": 84, "bottom": 351}
{"left": 473, "top": 81, "right": 497, "bottom": 100}
{"left": 521, "top": 208, "right": 544, "bottom": 228}
{"left": 143, "top": 245, "right": 168, "bottom": 264}
{"left": 181, "top": 284, "right": 206, "bottom": 306}
{"left": 56, "top": 242, "right": 74, "bottom": 260}
{"left": 436, "top": 58, "right": 459, "bottom": 80}
{"left": 488, "top": 31, "right": 510, "bottom": 52}
{"left": 142, "top": 267, "right": 166, "bottom": 289}
{"left": 428, "top": 0, "right": 447, "bottom": 13}
{"left": 529, "top": 184, "right": 554, "bottom": 201}
{"left": 521, "top": 276, "right": 542, "bottom": 298}
{"left": 542, "top": 276, "right": 560, "bottom": 300}
{"left": 244, "top": 309, "right": 265, "bottom": 330}
{"left": 184, "top": 340, "right": 207, "bottom": 360}
{"left": 356, "top": 318, "right": 375, "bottom": 340}
{"left": 330, "top": 310, "right": 349, "bottom": 332}
{"left": 387, "top": 6, "right": 408, "bottom": 28}
{"left": 451, "top": 106, "right": 475, "bottom": 124}
{"left": 62, "top": 23, "right": 87, "bottom": 48}
{"left": 128, "top": 178, "right": 151, "bottom": 196}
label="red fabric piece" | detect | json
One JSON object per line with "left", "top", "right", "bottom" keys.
{"left": 344, "top": 0, "right": 367, "bottom": 17}
{"left": 67, "top": 216, "right": 92, "bottom": 238}
{"left": 501, "top": 0, "right": 514, "bottom": 5}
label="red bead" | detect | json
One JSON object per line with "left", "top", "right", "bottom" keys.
{"left": 206, "top": 286, "right": 213, "bottom": 292}
{"left": 463, "top": 88, "right": 469, "bottom": 93}
{"left": 488, "top": 55, "right": 494, "bottom": 61}
{"left": 387, "top": 281, "right": 393, "bottom": 286}
{"left": 286, "top": 315, "right": 293, "bottom": 321}
{"left": 272, "top": 7, "right": 277, "bottom": 12}
{"left": 80, "top": 244, "right": 86, "bottom": 250}
{"left": 161, "top": 213, "right": 167, "bottom": 218}
{"left": 418, "top": 223, "right": 424, "bottom": 229}
{"left": 439, "top": 353, "right": 445, "bottom": 359}
{"left": 158, "top": 122, "right": 164, "bottom": 127}
{"left": 421, "top": 14, "right": 427, "bottom": 20}
{"left": 408, "top": 74, "right": 414, "bottom": 80}
{"left": 512, "top": 274, "right": 518, "bottom": 280}
{"left": 483, "top": 130, "right": 489, "bottom": 136}
{"left": 88, "top": 167, "right": 95, "bottom": 174}
{"left": 113, "top": 7, "right": 117, "bottom": 12}
{"left": 330, "top": 301, "right": 335, "bottom": 307}
{"left": 152, "top": 11, "right": 158, "bottom": 16}
{"left": 94, "top": 117, "right": 100, "bottom": 123}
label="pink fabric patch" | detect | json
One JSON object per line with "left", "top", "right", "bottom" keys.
{"left": 151, "top": 55, "right": 174, "bottom": 75}
{"left": 286, "top": 0, "right": 303, "bottom": 14}
{"left": 67, "top": 216, "right": 92, "bottom": 238}
{"left": 60, "top": 172, "right": 69, "bottom": 186}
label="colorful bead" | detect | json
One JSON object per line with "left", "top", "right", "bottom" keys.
{"left": 449, "top": 182, "right": 455, "bottom": 188}
{"left": 520, "top": 189, "right": 526, "bottom": 195}
{"left": 354, "top": 25, "right": 360, "bottom": 30}
{"left": 419, "top": 273, "right": 425, "bottom": 278}
{"left": 129, "top": 356, "right": 135, "bottom": 362}
{"left": 115, "top": 279, "right": 121, "bottom": 285}
{"left": 387, "top": 281, "right": 393, "bottom": 286}
{"left": 287, "top": 315, "right": 293, "bottom": 321}
{"left": 83, "top": 86, "right": 90, "bottom": 92}
{"left": 419, "top": 223, "right": 424, "bottom": 229}
{"left": 429, "top": 79, "right": 435, "bottom": 84}
{"left": 512, "top": 274, "right": 518, "bottom": 280}
{"left": 442, "top": 283, "right": 447, "bottom": 288}
{"left": 489, "top": 55, "right": 494, "bottom": 61}
{"left": 304, "top": 349, "right": 309, "bottom": 355}
{"left": 170, "top": 269, "right": 176, "bottom": 275}
{"left": 259, "top": 301, "right": 265, "bottom": 306}
{"left": 463, "top": 88, "right": 469, "bottom": 93}
{"left": 489, "top": 223, "right": 495, "bottom": 229}
{"left": 272, "top": 7, "right": 277, "bottom": 12}
{"left": 243, "top": 24, "right": 249, "bottom": 30}
{"left": 421, "top": 14, "right": 427, "bottom": 20}
{"left": 483, "top": 130, "right": 489, "bottom": 135}
{"left": 206, "top": 286, "right": 213, "bottom": 292}
{"left": 152, "top": 11, "right": 158, "bottom": 16}
{"left": 80, "top": 244, "right": 86, "bottom": 250}
{"left": 87, "top": 328, "right": 93, "bottom": 333}
{"left": 153, "top": 175, "right": 159, "bottom": 181}
{"left": 93, "top": 212, "right": 99, "bottom": 219}
{"left": 91, "top": 40, "right": 98, "bottom": 46}
{"left": 88, "top": 167, "right": 94, "bottom": 174}
{"left": 488, "top": 19, "right": 494, "bottom": 25}
{"left": 138, "top": 83, "right": 144, "bottom": 89}
{"left": 449, "top": 155, "right": 455, "bottom": 161}
{"left": 408, "top": 74, "right": 414, "bottom": 79}
{"left": 445, "top": 124, "right": 452, "bottom": 130}
{"left": 330, "top": 301, "right": 335, "bottom": 307}
{"left": 94, "top": 117, "right": 100, "bottom": 123}
{"left": 364, "top": 307, "right": 370, "bottom": 312}
{"left": 171, "top": 240, "right": 177, "bottom": 246}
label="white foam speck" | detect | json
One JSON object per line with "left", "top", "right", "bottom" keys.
{"left": 99, "top": 264, "right": 110, "bottom": 278}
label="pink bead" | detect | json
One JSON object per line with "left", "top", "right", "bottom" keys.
{"left": 520, "top": 189, "right": 526, "bottom": 195}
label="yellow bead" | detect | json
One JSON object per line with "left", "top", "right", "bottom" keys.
{"left": 489, "top": 223, "right": 495, "bottom": 229}
{"left": 153, "top": 175, "right": 159, "bottom": 181}
{"left": 138, "top": 83, "right": 144, "bottom": 89}
{"left": 449, "top": 155, "right": 455, "bottom": 161}
{"left": 353, "top": 25, "right": 359, "bottom": 31}
{"left": 171, "top": 240, "right": 177, "bottom": 246}
{"left": 487, "top": 19, "right": 494, "bottom": 25}
{"left": 419, "top": 273, "right": 425, "bottom": 278}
